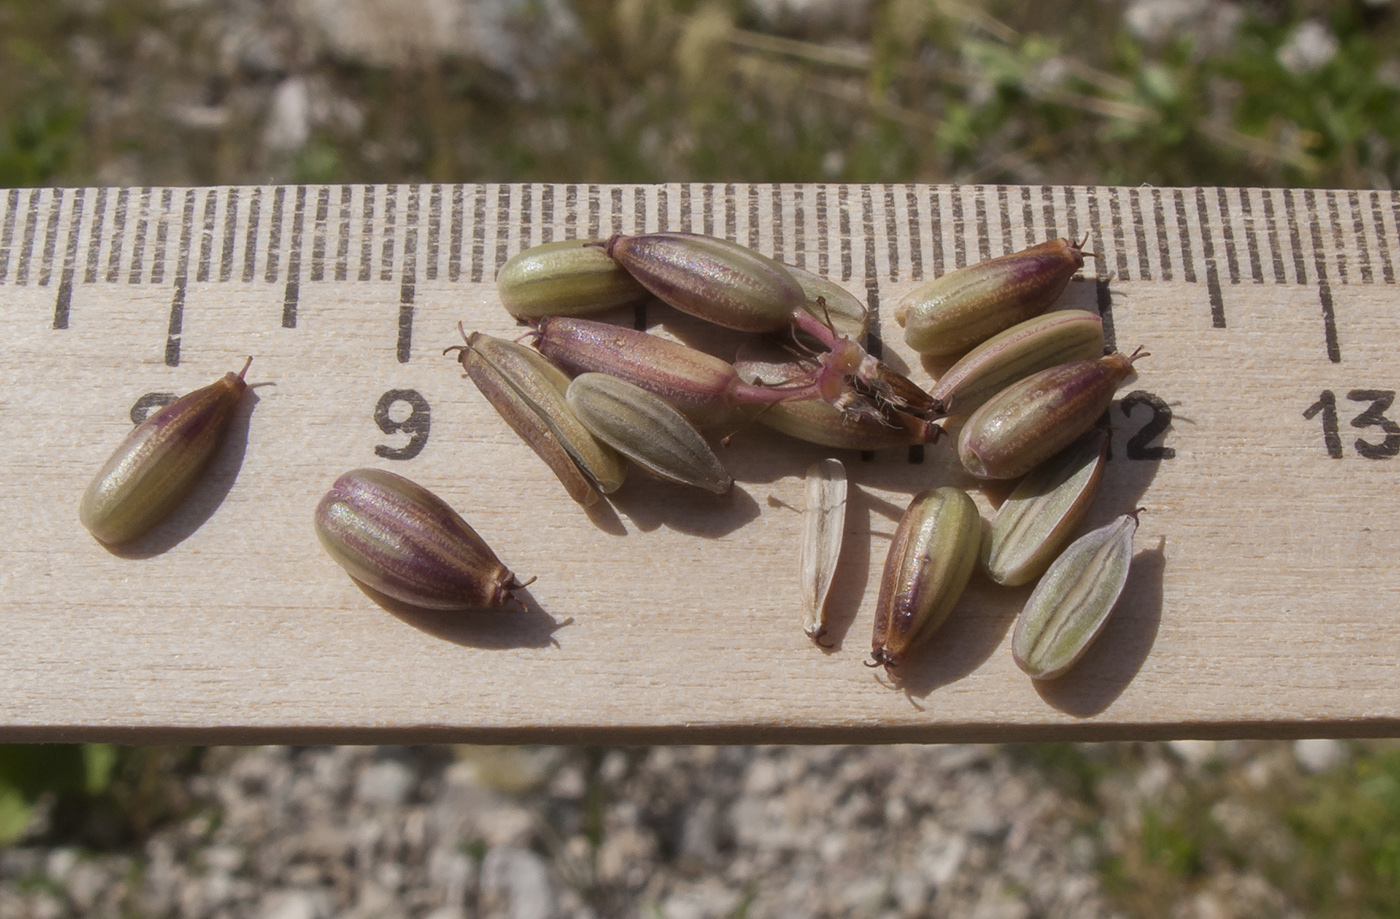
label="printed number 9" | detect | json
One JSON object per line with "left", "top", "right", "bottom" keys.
{"left": 375, "top": 389, "right": 431, "bottom": 460}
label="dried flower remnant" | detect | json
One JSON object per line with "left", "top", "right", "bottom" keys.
{"left": 449, "top": 331, "right": 626, "bottom": 505}
{"left": 497, "top": 239, "right": 650, "bottom": 320}
{"left": 929, "top": 310, "right": 1105, "bottom": 416}
{"left": 733, "top": 348, "right": 942, "bottom": 450}
{"left": 1012, "top": 511, "right": 1140, "bottom": 680}
{"left": 870, "top": 487, "right": 981, "bottom": 674}
{"left": 600, "top": 232, "right": 805, "bottom": 332}
{"left": 565, "top": 373, "right": 734, "bottom": 495}
{"left": 895, "top": 238, "right": 1089, "bottom": 356}
{"left": 314, "top": 468, "right": 531, "bottom": 611}
{"left": 79, "top": 358, "right": 252, "bottom": 545}
{"left": 800, "top": 459, "right": 847, "bottom": 645}
{"left": 982, "top": 430, "right": 1109, "bottom": 587}
{"left": 958, "top": 348, "right": 1147, "bottom": 480}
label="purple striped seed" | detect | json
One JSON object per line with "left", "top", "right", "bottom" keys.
{"left": 532, "top": 316, "right": 830, "bottom": 429}
{"left": 957, "top": 349, "right": 1147, "bottom": 480}
{"left": 870, "top": 487, "right": 982, "bottom": 674}
{"left": 602, "top": 232, "right": 803, "bottom": 332}
{"left": 314, "top": 468, "right": 530, "bottom": 611}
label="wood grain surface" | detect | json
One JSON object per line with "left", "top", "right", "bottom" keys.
{"left": 2, "top": 183, "right": 1397, "bottom": 744}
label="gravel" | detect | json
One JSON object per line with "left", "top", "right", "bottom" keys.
{"left": 0, "top": 744, "right": 1133, "bottom": 919}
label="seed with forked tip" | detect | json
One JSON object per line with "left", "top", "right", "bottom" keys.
{"left": 79, "top": 358, "right": 253, "bottom": 545}
{"left": 1012, "top": 511, "right": 1139, "bottom": 679}
{"left": 870, "top": 487, "right": 981, "bottom": 673}
{"left": 314, "top": 468, "right": 530, "bottom": 610}
{"left": 895, "top": 238, "right": 1088, "bottom": 356}
{"left": 565, "top": 373, "right": 734, "bottom": 494}
{"left": 450, "top": 331, "right": 626, "bottom": 505}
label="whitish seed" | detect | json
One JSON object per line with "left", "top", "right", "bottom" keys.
{"left": 79, "top": 358, "right": 252, "bottom": 545}
{"left": 314, "top": 468, "right": 531, "bottom": 611}
{"left": 870, "top": 487, "right": 981, "bottom": 673}
{"left": 497, "top": 239, "right": 650, "bottom": 320}
{"left": 1012, "top": 511, "right": 1139, "bottom": 680}
{"left": 800, "top": 459, "right": 847, "bottom": 645}
{"left": 929, "top": 310, "right": 1104, "bottom": 416}
{"left": 982, "top": 430, "right": 1109, "bottom": 586}
{"left": 565, "top": 372, "right": 734, "bottom": 494}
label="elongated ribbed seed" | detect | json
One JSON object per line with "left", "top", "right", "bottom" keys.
{"left": 733, "top": 348, "right": 942, "bottom": 449}
{"left": 79, "top": 358, "right": 252, "bottom": 545}
{"left": 930, "top": 310, "right": 1104, "bottom": 415}
{"left": 314, "top": 468, "right": 530, "bottom": 610}
{"left": 566, "top": 373, "right": 733, "bottom": 494}
{"left": 1012, "top": 511, "right": 1139, "bottom": 679}
{"left": 800, "top": 459, "right": 847, "bottom": 644}
{"left": 786, "top": 263, "right": 870, "bottom": 343}
{"left": 450, "top": 332, "right": 626, "bottom": 505}
{"left": 958, "top": 348, "right": 1146, "bottom": 480}
{"left": 602, "top": 232, "right": 803, "bottom": 332}
{"left": 895, "top": 237, "right": 1088, "bottom": 356}
{"left": 871, "top": 487, "right": 981, "bottom": 673}
{"left": 982, "top": 430, "right": 1109, "bottom": 586}
{"left": 497, "top": 239, "right": 650, "bottom": 320}
{"left": 533, "top": 316, "right": 830, "bottom": 429}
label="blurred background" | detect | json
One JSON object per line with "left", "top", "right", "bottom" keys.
{"left": 4, "top": 0, "right": 1400, "bottom": 916}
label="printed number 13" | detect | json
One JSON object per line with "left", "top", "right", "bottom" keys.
{"left": 1303, "top": 390, "right": 1400, "bottom": 459}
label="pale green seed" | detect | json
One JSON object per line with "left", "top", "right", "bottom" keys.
{"left": 565, "top": 373, "right": 734, "bottom": 495}
{"left": 930, "top": 310, "right": 1104, "bottom": 416}
{"left": 982, "top": 430, "right": 1108, "bottom": 586}
{"left": 497, "top": 239, "right": 649, "bottom": 320}
{"left": 800, "top": 459, "right": 847, "bottom": 644}
{"left": 1012, "top": 512, "right": 1139, "bottom": 680}
{"left": 79, "top": 359, "right": 251, "bottom": 545}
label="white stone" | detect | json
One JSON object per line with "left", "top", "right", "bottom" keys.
{"left": 259, "top": 889, "right": 327, "bottom": 919}
{"left": 355, "top": 760, "right": 416, "bottom": 807}
{"left": 480, "top": 847, "right": 557, "bottom": 919}
{"left": 1168, "top": 739, "right": 1219, "bottom": 769}
{"left": 1293, "top": 738, "right": 1347, "bottom": 774}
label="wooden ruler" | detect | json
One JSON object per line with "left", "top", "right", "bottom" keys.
{"left": 2, "top": 183, "right": 1397, "bottom": 744}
